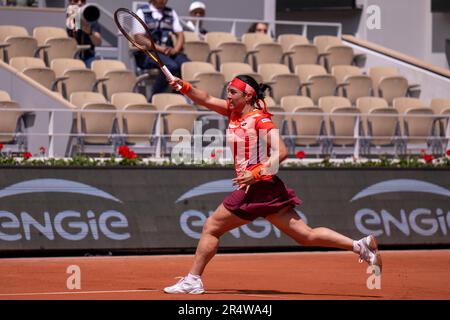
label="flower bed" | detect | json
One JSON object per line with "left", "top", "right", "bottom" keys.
{"left": 0, "top": 144, "right": 449, "bottom": 168}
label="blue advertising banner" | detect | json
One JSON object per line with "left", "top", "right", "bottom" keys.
{"left": 0, "top": 167, "right": 449, "bottom": 252}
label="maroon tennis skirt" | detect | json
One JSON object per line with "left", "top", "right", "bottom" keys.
{"left": 223, "top": 175, "right": 302, "bottom": 221}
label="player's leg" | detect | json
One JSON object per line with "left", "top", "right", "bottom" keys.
{"left": 189, "top": 203, "right": 249, "bottom": 276}
{"left": 266, "top": 206, "right": 354, "bottom": 250}
{"left": 164, "top": 203, "right": 249, "bottom": 294}
{"left": 265, "top": 206, "right": 382, "bottom": 271}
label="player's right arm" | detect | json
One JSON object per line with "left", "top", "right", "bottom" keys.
{"left": 170, "top": 77, "right": 228, "bottom": 116}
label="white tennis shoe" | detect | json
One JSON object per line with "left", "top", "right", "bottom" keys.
{"left": 357, "top": 235, "right": 382, "bottom": 274}
{"left": 163, "top": 276, "right": 205, "bottom": 294}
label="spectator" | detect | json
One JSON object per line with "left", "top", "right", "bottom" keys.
{"left": 66, "top": 0, "right": 102, "bottom": 68}
{"left": 184, "top": 1, "right": 207, "bottom": 35}
{"left": 134, "top": 0, "right": 190, "bottom": 97}
{"left": 247, "top": 22, "right": 269, "bottom": 34}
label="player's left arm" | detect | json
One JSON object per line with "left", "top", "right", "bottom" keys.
{"left": 260, "top": 124, "right": 288, "bottom": 176}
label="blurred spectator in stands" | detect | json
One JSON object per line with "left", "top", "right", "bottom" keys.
{"left": 135, "top": 0, "right": 190, "bottom": 97}
{"left": 66, "top": 0, "right": 102, "bottom": 68}
{"left": 247, "top": 22, "right": 269, "bottom": 34}
{"left": 184, "top": 1, "right": 208, "bottom": 35}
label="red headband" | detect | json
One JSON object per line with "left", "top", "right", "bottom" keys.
{"left": 229, "top": 78, "right": 256, "bottom": 96}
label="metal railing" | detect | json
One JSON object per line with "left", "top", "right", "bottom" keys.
{"left": 0, "top": 108, "right": 449, "bottom": 159}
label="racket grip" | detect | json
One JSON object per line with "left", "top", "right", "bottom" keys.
{"left": 161, "top": 65, "right": 182, "bottom": 90}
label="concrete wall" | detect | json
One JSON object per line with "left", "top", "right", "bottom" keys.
{"left": 355, "top": 0, "right": 449, "bottom": 69}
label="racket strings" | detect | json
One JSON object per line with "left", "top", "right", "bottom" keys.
{"left": 115, "top": 9, "right": 161, "bottom": 65}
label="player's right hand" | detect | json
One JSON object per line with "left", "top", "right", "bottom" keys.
{"left": 169, "top": 77, "right": 183, "bottom": 91}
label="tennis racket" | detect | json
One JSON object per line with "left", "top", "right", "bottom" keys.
{"left": 114, "top": 7, "right": 181, "bottom": 90}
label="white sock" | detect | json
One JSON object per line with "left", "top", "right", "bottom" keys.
{"left": 187, "top": 273, "right": 201, "bottom": 281}
{"left": 352, "top": 240, "right": 361, "bottom": 254}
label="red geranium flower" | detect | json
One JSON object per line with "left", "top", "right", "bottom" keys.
{"left": 118, "top": 145, "right": 137, "bottom": 159}
{"left": 0, "top": 143, "right": 3, "bottom": 152}
{"left": 446, "top": 150, "right": 450, "bottom": 157}
{"left": 23, "top": 152, "right": 32, "bottom": 160}
{"left": 210, "top": 151, "right": 216, "bottom": 159}
{"left": 423, "top": 154, "right": 433, "bottom": 163}
{"left": 295, "top": 151, "right": 305, "bottom": 159}
{"left": 39, "top": 146, "right": 46, "bottom": 154}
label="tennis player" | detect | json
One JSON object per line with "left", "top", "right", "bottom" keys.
{"left": 164, "top": 75, "right": 382, "bottom": 294}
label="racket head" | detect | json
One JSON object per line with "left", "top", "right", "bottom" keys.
{"left": 114, "top": 8, "right": 163, "bottom": 66}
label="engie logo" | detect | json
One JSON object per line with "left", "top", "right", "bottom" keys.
{"left": 0, "top": 179, "right": 130, "bottom": 241}
{"left": 176, "top": 179, "right": 308, "bottom": 239}
{"left": 351, "top": 179, "right": 450, "bottom": 237}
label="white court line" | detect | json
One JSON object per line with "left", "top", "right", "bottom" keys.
{"left": 0, "top": 289, "right": 290, "bottom": 300}
{"left": 0, "top": 289, "right": 159, "bottom": 297}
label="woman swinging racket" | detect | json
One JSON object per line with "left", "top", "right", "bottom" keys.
{"left": 163, "top": 75, "right": 382, "bottom": 294}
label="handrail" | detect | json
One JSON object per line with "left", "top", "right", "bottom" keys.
{"left": 179, "top": 15, "right": 342, "bottom": 38}
{"left": 343, "top": 34, "right": 450, "bottom": 79}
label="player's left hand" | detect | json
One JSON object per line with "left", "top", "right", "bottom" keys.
{"left": 232, "top": 170, "right": 255, "bottom": 189}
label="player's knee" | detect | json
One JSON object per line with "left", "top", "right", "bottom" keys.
{"left": 202, "top": 217, "right": 219, "bottom": 236}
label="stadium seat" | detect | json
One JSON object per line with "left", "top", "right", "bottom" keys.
{"left": 319, "top": 45, "right": 355, "bottom": 72}
{"left": 0, "top": 26, "right": 35, "bottom": 62}
{"left": 258, "top": 63, "right": 300, "bottom": 103}
{"left": 365, "top": 107, "right": 401, "bottom": 155}
{"left": 318, "top": 96, "right": 353, "bottom": 137}
{"left": 91, "top": 60, "right": 149, "bottom": 100}
{"left": 181, "top": 62, "right": 225, "bottom": 98}
{"left": 329, "top": 106, "right": 361, "bottom": 155}
{"left": 313, "top": 35, "right": 343, "bottom": 55}
{"left": 430, "top": 98, "right": 450, "bottom": 139}
{"left": 290, "top": 106, "right": 327, "bottom": 155}
{"left": 245, "top": 42, "right": 284, "bottom": 71}
{"left": 183, "top": 31, "right": 201, "bottom": 42}
{"left": 355, "top": 96, "right": 389, "bottom": 138}
{"left": 332, "top": 66, "right": 372, "bottom": 104}
{"left": 220, "top": 62, "right": 262, "bottom": 83}
{"left": 266, "top": 106, "right": 286, "bottom": 133}
{"left": 33, "top": 26, "right": 87, "bottom": 66}
{"left": 404, "top": 108, "right": 437, "bottom": 153}
{"left": 163, "top": 104, "right": 199, "bottom": 155}
{"left": 0, "top": 90, "right": 26, "bottom": 152}
{"left": 356, "top": 96, "right": 400, "bottom": 155}
{"left": 111, "top": 92, "right": 158, "bottom": 147}
{"left": 277, "top": 34, "right": 309, "bottom": 53}
{"left": 241, "top": 32, "right": 273, "bottom": 51}
{"left": 69, "top": 92, "right": 118, "bottom": 155}
{"left": 151, "top": 93, "right": 188, "bottom": 110}
{"left": 392, "top": 97, "right": 425, "bottom": 142}
{"left": 9, "top": 57, "right": 56, "bottom": 90}
{"left": 296, "top": 64, "right": 337, "bottom": 103}
{"left": 183, "top": 40, "right": 211, "bottom": 62}
{"left": 280, "top": 95, "right": 315, "bottom": 136}
{"left": 51, "top": 58, "right": 97, "bottom": 99}
{"left": 210, "top": 41, "right": 247, "bottom": 70}
{"left": 283, "top": 44, "right": 319, "bottom": 72}
{"left": 369, "top": 66, "right": 420, "bottom": 103}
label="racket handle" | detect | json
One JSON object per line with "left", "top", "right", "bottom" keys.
{"left": 161, "top": 65, "right": 182, "bottom": 90}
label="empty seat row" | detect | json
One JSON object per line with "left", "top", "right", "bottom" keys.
{"left": 181, "top": 32, "right": 364, "bottom": 73}
{"left": 8, "top": 57, "right": 150, "bottom": 100}
{"left": 0, "top": 25, "right": 89, "bottom": 66}
{"left": 179, "top": 61, "right": 419, "bottom": 105}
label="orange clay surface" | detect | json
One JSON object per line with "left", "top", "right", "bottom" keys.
{"left": 0, "top": 250, "right": 449, "bottom": 300}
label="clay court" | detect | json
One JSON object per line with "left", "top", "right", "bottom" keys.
{"left": 0, "top": 249, "right": 449, "bottom": 300}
